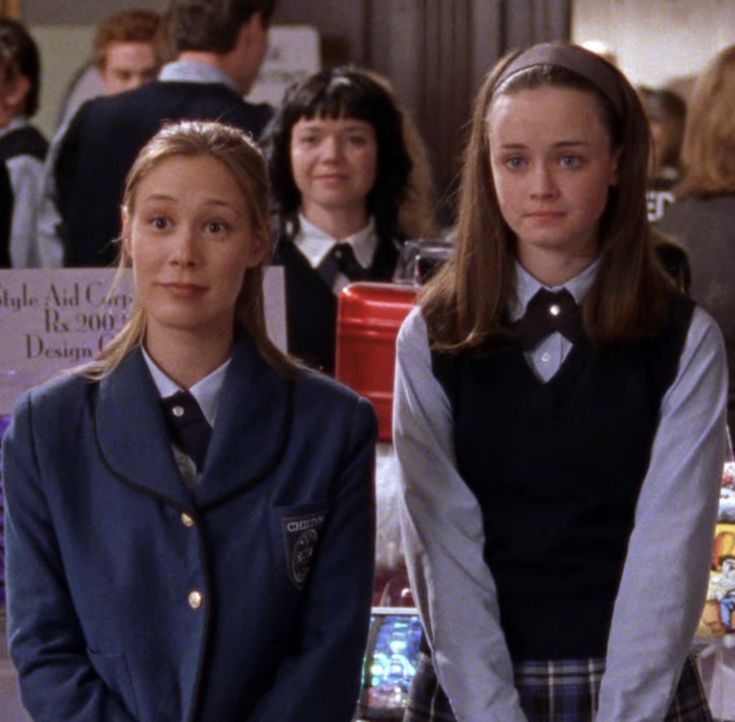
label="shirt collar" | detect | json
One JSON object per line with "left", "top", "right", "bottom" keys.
{"left": 0, "top": 115, "right": 28, "bottom": 140}
{"left": 141, "top": 346, "right": 231, "bottom": 427}
{"left": 509, "top": 258, "right": 600, "bottom": 322}
{"left": 294, "top": 212, "right": 379, "bottom": 270}
{"left": 158, "top": 60, "right": 241, "bottom": 94}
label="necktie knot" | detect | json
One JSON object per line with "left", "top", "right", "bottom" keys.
{"left": 161, "top": 390, "right": 212, "bottom": 472}
{"left": 514, "top": 288, "right": 582, "bottom": 350}
{"left": 318, "top": 242, "right": 370, "bottom": 288}
{"left": 332, "top": 243, "right": 368, "bottom": 278}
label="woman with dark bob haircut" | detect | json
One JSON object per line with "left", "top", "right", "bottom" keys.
{"left": 265, "top": 66, "right": 417, "bottom": 374}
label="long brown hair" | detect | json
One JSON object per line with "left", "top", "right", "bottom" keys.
{"left": 423, "top": 44, "right": 671, "bottom": 353}
{"left": 83, "top": 120, "right": 294, "bottom": 380}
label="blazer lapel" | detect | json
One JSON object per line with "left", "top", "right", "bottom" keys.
{"left": 95, "top": 347, "right": 193, "bottom": 508}
{"left": 194, "top": 334, "right": 291, "bottom": 508}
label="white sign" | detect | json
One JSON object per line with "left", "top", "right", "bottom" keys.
{"left": 263, "top": 266, "right": 286, "bottom": 352}
{"left": 248, "top": 25, "right": 321, "bottom": 107}
{"left": 0, "top": 268, "right": 286, "bottom": 414}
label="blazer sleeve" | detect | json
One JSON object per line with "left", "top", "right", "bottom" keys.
{"left": 247, "top": 395, "right": 377, "bottom": 722}
{"left": 3, "top": 393, "right": 137, "bottom": 722}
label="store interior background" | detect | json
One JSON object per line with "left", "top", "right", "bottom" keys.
{"left": 1, "top": 1, "right": 734, "bottom": 720}
{"left": 17, "top": 0, "right": 735, "bottom": 224}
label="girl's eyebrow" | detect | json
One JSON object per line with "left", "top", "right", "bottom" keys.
{"left": 140, "top": 193, "right": 175, "bottom": 202}
{"left": 554, "top": 140, "right": 592, "bottom": 148}
{"left": 139, "top": 195, "right": 243, "bottom": 215}
{"left": 498, "top": 140, "right": 592, "bottom": 149}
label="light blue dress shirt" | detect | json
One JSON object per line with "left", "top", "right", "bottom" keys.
{"left": 142, "top": 347, "right": 230, "bottom": 486}
{"left": 393, "top": 262, "right": 728, "bottom": 722}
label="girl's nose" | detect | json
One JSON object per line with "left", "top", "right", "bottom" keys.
{"left": 171, "top": 226, "right": 198, "bottom": 266}
{"left": 530, "top": 164, "right": 558, "bottom": 199}
{"left": 321, "top": 134, "right": 343, "bottom": 161}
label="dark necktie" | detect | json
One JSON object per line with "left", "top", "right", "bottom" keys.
{"left": 318, "top": 243, "right": 371, "bottom": 288}
{"left": 514, "top": 288, "right": 583, "bottom": 351}
{"left": 161, "top": 390, "right": 212, "bottom": 472}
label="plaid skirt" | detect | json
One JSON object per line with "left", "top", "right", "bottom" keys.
{"left": 403, "top": 652, "right": 712, "bottom": 722}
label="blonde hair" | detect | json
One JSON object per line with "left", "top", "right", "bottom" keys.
{"left": 677, "top": 44, "right": 735, "bottom": 198}
{"left": 83, "top": 120, "right": 293, "bottom": 380}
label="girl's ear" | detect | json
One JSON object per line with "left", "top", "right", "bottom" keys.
{"left": 247, "top": 231, "right": 269, "bottom": 268}
{"left": 609, "top": 147, "right": 622, "bottom": 187}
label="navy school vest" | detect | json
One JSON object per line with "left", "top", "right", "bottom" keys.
{"left": 273, "top": 229, "right": 399, "bottom": 374}
{"left": 430, "top": 293, "right": 694, "bottom": 660}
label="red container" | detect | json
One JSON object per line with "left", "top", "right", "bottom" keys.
{"left": 336, "top": 282, "right": 417, "bottom": 442}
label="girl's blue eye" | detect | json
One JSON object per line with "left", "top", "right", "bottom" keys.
{"left": 506, "top": 157, "right": 526, "bottom": 170}
{"left": 561, "top": 154, "right": 582, "bottom": 168}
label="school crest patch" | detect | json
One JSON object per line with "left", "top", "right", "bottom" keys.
{"left": 281, "top": 511, "right": 326, "bottom": 588}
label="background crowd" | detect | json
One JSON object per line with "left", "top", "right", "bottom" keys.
{"left": 0, "top": 2, "right": 734, "bottom": 722}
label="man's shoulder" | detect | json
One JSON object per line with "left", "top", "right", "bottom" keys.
{"left": 73, "top": 80, "right": 272, "bottom": 137}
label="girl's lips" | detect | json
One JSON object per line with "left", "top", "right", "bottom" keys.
{"left": 525, "top": 211, "right": 565, "bottom": 222}
{"left": 160, "top": 282, "right": 207, "bottom": 298}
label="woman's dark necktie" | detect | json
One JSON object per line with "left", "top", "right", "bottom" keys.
{"left": 161, "top": 390, "right": 212, "bottom": 472}
{"left": 514, "top": 288, "right": 583, "bottom": 351}
{"left": 318, "top": 242, "right": 371, "bottom": 288}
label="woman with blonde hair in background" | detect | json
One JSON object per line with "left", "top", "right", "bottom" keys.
{"left": 658, "top": 44, "right": 735, "bottom": 449}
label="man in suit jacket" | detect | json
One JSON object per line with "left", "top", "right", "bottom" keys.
{"left": 35, "top": 0, "right": 276, "bottom": 268}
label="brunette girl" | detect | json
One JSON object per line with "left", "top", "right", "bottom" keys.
{"left": 3, "top": 120, "right": 376, "bottom": 722}
{"left": 394, "top": 43, "right": 727, "bottom": 722}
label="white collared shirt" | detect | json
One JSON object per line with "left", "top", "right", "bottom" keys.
{"left": 294, "top": 213, "right": 379, "bottom": 294}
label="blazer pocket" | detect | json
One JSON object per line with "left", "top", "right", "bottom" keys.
{"left": 273, "top": 502, "right": 329, "bottom": 590}
{"left": 87, "top": 648, "right": 139, "bottom": 718}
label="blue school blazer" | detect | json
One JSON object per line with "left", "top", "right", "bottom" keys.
{"left": 3, "top": 335, "right": 377, "bottom": 722}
